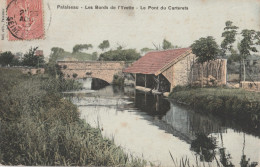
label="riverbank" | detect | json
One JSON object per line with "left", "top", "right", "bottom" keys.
{"left": 169, "top": 86, "right": 260, "bottom": 131}
{"left": 0, "top": 69, "right": 146, "bottom": 166}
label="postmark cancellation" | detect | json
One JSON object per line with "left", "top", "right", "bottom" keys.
{"left": 6, "top": 0, "right": 44, "bottom": 41}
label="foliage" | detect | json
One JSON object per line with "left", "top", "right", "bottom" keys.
{"left": 113, "top": 74, "right": 125, "bottom": 86}
{"left": 239, "top": 29, "right": 259, "bottom": 59}
{"left": 10, "top": 58, "right": 21, "bottom": 66}
{"left": 227, "top": 49, "right": 241, "bottom": 64}
{"left": 98, "top": 40, "right": 110, "bottom": 51}
{"left": 49, "top": 47, "right": 65, "bottom": 63}
{"left": 169, "top": 87, "right": 260, "bottom": 131}
{"left": 72, "top": 73, "right": 78, "bottom": 78}
{"left": 44, "top": 63, "right": 63, "bottom": 78}
{"left": 0, "top": 51, "right": 15, "bottom": 66}
{"left": 162, "top": 39, "right": 173, "bottom": 50}
{"left": 49, "top": 47, "right": 96, "bottom": 62}
{"left": 162, "top": 39, "right": 179, "bottom": 50}
{"left": 238, "top": 29, "right": 260, "bottom": 82}
{"left": 191, "top": 36, "right": 219, "bottom": 64}
{"left": 22, "top": 47, "right": 45, "bottom": 67}
{"left": 91, "top": 52, "right": 98, "bottom": 60}
{"left": 99, "top": 48, "right": 141, "bottom": 61}
{"left": 221, "top": 21, "right": 238, "bottom": 55}
{"left": 72, "top": 44, "right": 93, "bottom": 53}
{"left": 0, "top": 69, "right": 146, "bottom": 166}
{"left": 140, "top": 47, "right": 154, "bottom": 54}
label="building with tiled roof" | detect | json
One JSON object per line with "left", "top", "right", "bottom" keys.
{"left": 123, "top": 48, "right": 196, "bottom": 93}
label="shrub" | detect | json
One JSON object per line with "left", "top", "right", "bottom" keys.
{"left": 0, "top": 69, "right": 145, "bottom": 166}
{"left": 72, "top": 73, "right": 78, "bottom": 78}
{"left": 169, "top": 87, "right": 260, "bottom": 129}
{"left": 113, "top": 74, "right": 124, "bottom": 86}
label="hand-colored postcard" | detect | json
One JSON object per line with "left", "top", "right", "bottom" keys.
{"left": 0, "top": 0, "right": 260, "bottom": 166}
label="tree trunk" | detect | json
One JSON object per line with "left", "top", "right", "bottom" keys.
{"left": 239, "top": 60, "right": 242, "bottom": 84}
{"left": 207, "top": 61, "right": 209, "bottom": 85}
{"left": 201, "top": 63, "right": 204, "bottom": 87}
{"left": 243, "top": 59, "right": 246, "bottom": 82}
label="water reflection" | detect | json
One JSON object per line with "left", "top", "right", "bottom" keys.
{"left": 134, "top": 90, "right": 170, "bottom": 119}
{"left": 132, "top": 90, "right": 259, "bottom": 165}
{"left": 67, "top": 84, "right": 260, "bottom": 166}
{"left": 190, "top": 133, "right": 217, "bottom": 162}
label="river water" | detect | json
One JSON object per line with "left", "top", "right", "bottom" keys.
{"left": 66, "top": 79, "right": 260, "bottom": 167}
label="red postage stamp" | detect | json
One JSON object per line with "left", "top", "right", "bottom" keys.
{"left": 6, "top": 0, "right": 44, "bottom": 41}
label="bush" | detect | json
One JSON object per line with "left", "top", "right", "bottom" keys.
{"left": 169, "top": 87, "right": 260, "bottom": 129}
{"left": 72, "top": 73, "right": 78, "bottom": 78}
{"left": 113, "top": 74, "right": 125, "bottom": 86}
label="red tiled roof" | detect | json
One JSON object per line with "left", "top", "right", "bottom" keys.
{"left": 123, "top": 48, "right": 191, "bottom": 75}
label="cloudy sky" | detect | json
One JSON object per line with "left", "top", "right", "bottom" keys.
{"left": 0, "top": 0, "right": 260, "bottom": 57}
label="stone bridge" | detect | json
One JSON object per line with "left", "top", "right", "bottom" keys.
{"left": 57, "top": 61, "right": 125, "bottom": 84}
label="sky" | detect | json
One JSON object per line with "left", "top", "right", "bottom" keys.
{"left": 0, "top": 0, "right": 260, "bottom": 57}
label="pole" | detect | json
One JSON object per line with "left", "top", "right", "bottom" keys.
{"left": 145, "top": 74, "right": 147, "bottom": 88}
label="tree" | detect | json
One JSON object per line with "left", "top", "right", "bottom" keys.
{"left": 221, "top": 21, "right": 238, "bottom": 55}
{"left": 49, "top": 47, "right": 65, "bottom": 63}
{"left": 0, "top": 51, "right": 14, "bottom": 66}
{"left": 91, "top": 52, "right": 98, "bottom": 60}
{"left": 99, "top": 49, "right": 141, "bottom": 62}
{"left": 190, "top": 133, "right": 217, "bottom": 162}
{"left": 238, "top": 29, "right": 260, "bottom": 81}
{"left": 22, "top": 47, "right": 45, "bottom": 67}
{"left": 191, "top": 36, "right": 219, "bottom": 86}
{"left": 98, "top": 40, "right": 110, "bottom": 51}
{"left": 140, "top": 47, "right": 154, "bottom": 55}
{"left": 72, "top": 44, "right": 92, "bottom": 53}
{"left": 10, "top": 58, "right": 21, "bottom": 66}
{"left": 162, "top": 39, "right": 180, "bottom": 50}
{"left": 162, "top": 39, "right": 173, "bottom": 50}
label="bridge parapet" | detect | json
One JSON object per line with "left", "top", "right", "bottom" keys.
{"left": 57, "top": 61, "right": 125, "bottom": 84}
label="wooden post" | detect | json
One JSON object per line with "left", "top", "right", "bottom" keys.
{"left": 145, "top": 92, "right": 147, "bottom": 105}
{"left": 156, "top": 95, "right": 159, "bottom": 111}
{"left": 145, "top": 74, "right": 147, "bottom": 88}
{"left": 134, "top": 89, "right": 136, "bottom": 104}
{"left": 135, "top": 73, "right": 137, "bottom": 87}
{"left": 158, "top": 75, "right": 160, "bottom": 91}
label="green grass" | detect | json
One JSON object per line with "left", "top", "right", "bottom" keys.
{"left": 169, "top": 86, "right": 260, "bottom": 129}
{"left": 0, "top": 68, "right": 146, "bottom": 166}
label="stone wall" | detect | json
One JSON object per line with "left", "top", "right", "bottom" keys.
{"left": 162, "top": 53, "right": 196, "bottom": 90}
{"left": 241, "top": 81, "right": 260, "bottom": 92}
{"left": 1, "top": 67, "right": 45, "bottom": 75}
{"left": 173, "top": 53, "right": 196, "bottom": 88}
{"left": 57, "top": 61, "right": 125, "bottom": 84}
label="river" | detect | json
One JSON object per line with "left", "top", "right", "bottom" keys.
{"left": 66, "top": 79, "right": 260, "bottom": 167}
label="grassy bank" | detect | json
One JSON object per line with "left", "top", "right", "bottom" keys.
{"left": 169, "top": 86, "right": 260, "bottom": 130}
{"left": 0, "top": 69, "right": 146, "bottom": 166}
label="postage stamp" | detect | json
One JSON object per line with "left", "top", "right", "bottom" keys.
{"left": 6, "top": 0, "right": 44, "bottom": 41}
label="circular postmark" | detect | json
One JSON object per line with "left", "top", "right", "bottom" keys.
{"left": 6, "top": 0, "right": 44, "bottom": 40}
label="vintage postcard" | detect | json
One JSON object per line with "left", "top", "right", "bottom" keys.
{"left": 0, "top": 0, "right": 260, "bottom": 166}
